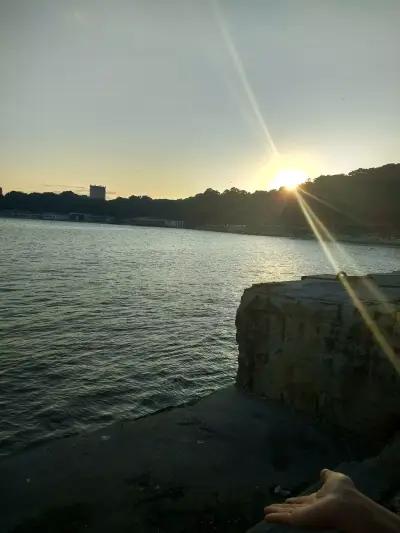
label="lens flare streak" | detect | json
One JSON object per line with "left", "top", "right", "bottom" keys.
{"left": 211, "top": 0, "right": 278, "bottom": 156}
{"left": 211, "top": 0, "right": 398, "bottom": 375}
{"left": 295, "top": 189, "right": 399, "bottom": 375}
{"left": 299, "top": 188, "right": 364, "bottom": 226}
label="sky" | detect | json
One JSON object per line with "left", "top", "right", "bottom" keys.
{"left": 1, "top": 0, "right": 399, "bottom": 199}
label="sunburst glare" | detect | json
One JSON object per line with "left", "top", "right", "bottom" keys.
{"left": 270, "top": 168, "right": 308, "bottom": 191}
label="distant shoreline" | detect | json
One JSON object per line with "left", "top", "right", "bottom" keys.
{"left": 2, "top": 211, "right": 400, "bottom": 248}
{"left": 193, "top": 224, "right": 400, "bottom": 247}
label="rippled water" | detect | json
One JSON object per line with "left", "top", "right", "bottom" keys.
{"left": 1, "top": 218, "right": 400, "bottom": 456}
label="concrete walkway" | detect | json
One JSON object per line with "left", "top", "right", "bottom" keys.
{"left": 0, "top": 386, "right": 352, "bottom": 533}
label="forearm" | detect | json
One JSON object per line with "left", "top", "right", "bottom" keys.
{"left": 339, "top": 489, "right": 400, "bottom": 533}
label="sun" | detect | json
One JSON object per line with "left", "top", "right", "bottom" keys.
{"left": 270, "top": 168, "right": 308, "bottom": 191}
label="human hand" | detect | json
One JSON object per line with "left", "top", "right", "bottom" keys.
{"left": 264, "top": 469, "right": 356, "bottom": 529}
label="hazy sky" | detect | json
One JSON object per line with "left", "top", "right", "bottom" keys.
{"left": 1, "top": 0, "right": 399, "bottom": 198}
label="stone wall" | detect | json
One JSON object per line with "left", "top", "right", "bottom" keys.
{"left": 236, "top": 273, "right": 400, "bottom": 444}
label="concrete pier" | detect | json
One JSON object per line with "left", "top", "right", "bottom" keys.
{"left": 2, "top": 272, "right": 400, "bottom": 532}
{"left": 236, "top": 272, "right": 400, "bottom": 445}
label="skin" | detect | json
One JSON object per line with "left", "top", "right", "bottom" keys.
{"left": 264, "top": 469, "right": 400, "bottom": 533}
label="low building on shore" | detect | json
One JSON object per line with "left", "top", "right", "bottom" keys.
{"left": 0, "top": 209, "right": 41, "bottom": 219}
{"left": 41, "top": 212, "right": 70, "bottom": 221}
{"left": 164, "top": 219, "right": 184, "bottom": 228}
{"left": 126, "top": 217, "right": 184, "bottom": 228}
{"left": 68, "top": 213, "right": 114, "bottom": 223}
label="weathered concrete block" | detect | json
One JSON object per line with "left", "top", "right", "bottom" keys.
{"left": 236, "top": 273, "right": 400, "bottom": 444}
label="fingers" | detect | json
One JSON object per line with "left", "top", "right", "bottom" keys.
{"left": 265, "top": 504, "right": 293, "bottom": 513}
{"left": 265, "top": 512, "right": 293, "bottom": 525}
{"left": 264, "top": 493, "right": 315, "bottom": 516}
{"left": 264, "top": 503, "right": 307, "bottom": 514}
{"left": 264, "top": 500, "right": 323, "bottom": 527}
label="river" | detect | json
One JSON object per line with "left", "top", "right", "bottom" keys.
{"left": 1, "top": 218, "right": 400, "bottom": 456}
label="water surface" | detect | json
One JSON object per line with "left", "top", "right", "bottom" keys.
{"left": 1, "top": 218, "right": 400, "bottom": 455}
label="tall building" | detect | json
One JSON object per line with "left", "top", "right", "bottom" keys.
{"left": 89, "top": 185, "right": 106, "bottom": 200}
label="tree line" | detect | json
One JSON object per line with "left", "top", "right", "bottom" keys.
{"left": 1, "top": 163, "right": 400, "bottom": 236}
